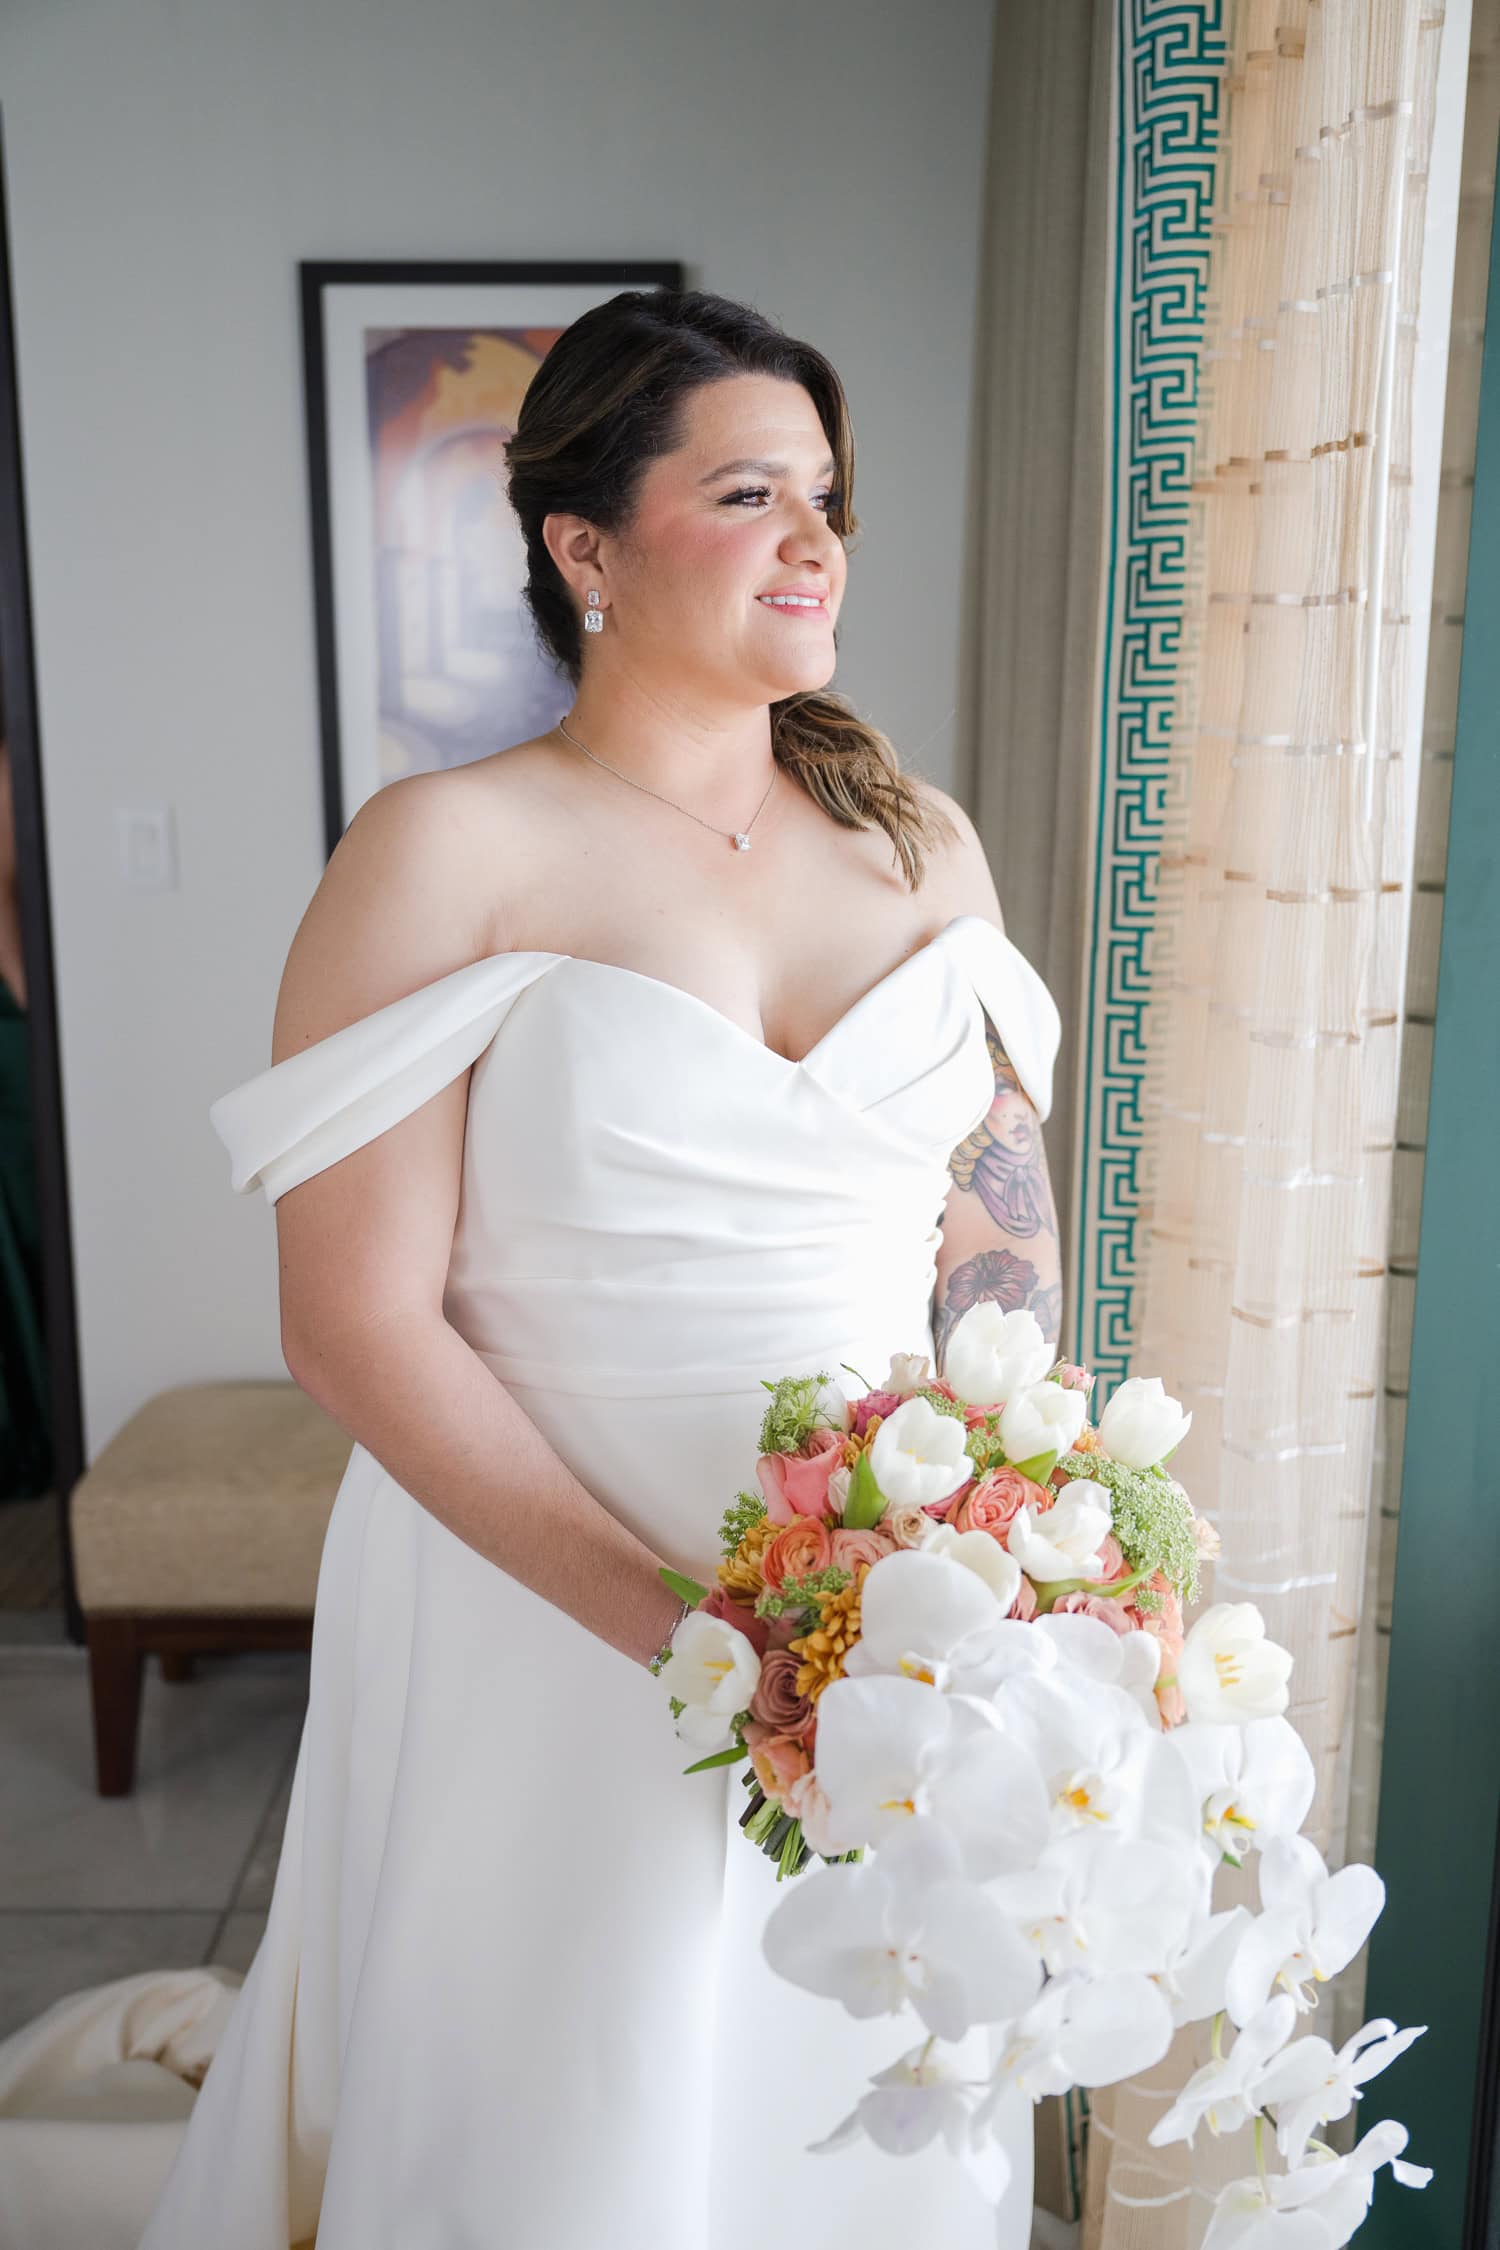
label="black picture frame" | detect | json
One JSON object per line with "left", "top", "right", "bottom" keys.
{"left": 299, "top": 258, "right": 684, "bottom": 859}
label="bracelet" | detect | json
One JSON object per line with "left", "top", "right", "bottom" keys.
{"left": 647, "top": 1596, "right": 691, "bottom": 1676}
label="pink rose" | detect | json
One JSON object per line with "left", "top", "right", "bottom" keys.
{"left": 747, "top": 1730, "right": 812, "bottom": 1806}
{"left": 760, "top": 1518, "right": 832, "bottom": 1594}
{"left": 830, "top": 1527, "right": 896, "bottom": 1574}
{"left": 1054, "top": 1363, "right": 1096, "bottom": 1396}
{"left": 884, "top": 1505, "right": 934, "bottom": 1551}
{"left": 757, "top": 1427, "right": 844, "bottom": 1523}
{"left": 1052, "top": 1590, "right": 1133, "bottom": 1636}
{"left": 750, "top": 1649, "right": 816, "bottom": 1734}
{"left": 784, "top": 1767, "right": 843, "bottom": 1855}
{"left": 850, "top": 1389, "right": 903, "bottom": 1437}
{"left": 1009, "top": 1576, "right": 1038, "bottom": 1622}
{"left": 697, "top": 1585, "right": 770, "bottom": 1658}
{"left": 952, "top": 1466, "right": 1050, "bottom": 1540}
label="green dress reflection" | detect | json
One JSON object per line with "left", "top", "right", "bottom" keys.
{"left": 0, "top": 969, "right": 50, "bottom": 1499}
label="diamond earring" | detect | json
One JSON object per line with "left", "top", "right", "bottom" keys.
{"left": 583, "top": 589, "right": 604, "bottom": 635}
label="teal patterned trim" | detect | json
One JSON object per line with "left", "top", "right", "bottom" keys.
{"left": 1074, "top": 0, "right": 1228, "bottom": 1393}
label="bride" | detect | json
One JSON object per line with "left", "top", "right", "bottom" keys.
{"left": 130, "top": 287, "right": 1064, "bottom": 2247}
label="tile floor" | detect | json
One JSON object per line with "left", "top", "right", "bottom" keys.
{"left": 0, "top": 1609, "right": 307, "bottom": 2040}
{"left": 0, "top": 1607, "right": 1080, "bottom": 2248}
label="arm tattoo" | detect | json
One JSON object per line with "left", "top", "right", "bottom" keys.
{"left": 932, "top": 1017, "right": 1062, "bottom": 1364}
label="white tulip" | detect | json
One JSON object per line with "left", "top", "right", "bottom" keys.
{"left": 762, "top": 1815, "right": 1043, "bottom": 2044}
{"left": 998, "top": 1380, "right": 1088, "bottom": 1471}
{"left": 666, "top": 1611, "right": 761, "bottom": 1755}
{"left": 1169, "top": 1717, "right": 1316, "bottom": 1863}
{"left": 1095, "top": 1375, "right": 1192, "bottom": 1468}
{"left": 1178, "top": 1604, "right": 1294, "bottom": 1725}
{"left": 942, "top": 1303, "right": 1053, "bottom": 1408}
{"left": 1254, "top": 2016, "right": 1427, "bottom": 2167}
{"left": 1225, "top": 1834, "right": 1386, "bottom": 2028}
{"left": 882, "top": 1351, "right": 933, "bottom": 1399}
{"left": 1005, "top": 1484, "right": 1112, "bottom": 1582}
{"left": 868, "top": 1394, "right": 973, "bottom": 1511}
{"left": 923, "top": 1524, "right": 1022, "bottom": 1610}
{"left": 1148, "top": 1995, "right": 1297, "bottom": 2148}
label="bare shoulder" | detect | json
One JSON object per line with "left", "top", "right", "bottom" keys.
{"left": 907, "top": 774, "right": 1006, "bottom": 933}
{"left": 269, "top": 768, "right": 506, "bottom": 1067}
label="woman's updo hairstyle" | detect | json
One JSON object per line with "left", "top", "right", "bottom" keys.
{"left": 502, "top": 287, "right": 956, "bottom": 889}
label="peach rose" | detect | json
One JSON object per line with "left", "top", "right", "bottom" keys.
{"left": 952, "top": 1466, "right": 1050, "bottom": 1540}
{"left": 784, "top": 1766, "right": 842, "bottom": 1855}
{"left": 1090, "top": 1533, "right": 1129, "bottom": 1584}
{"left": 750, "top": 1649, "right": 816, "bottom": 1734}
{"left": 830, "top": 1527, "right": 896, "bottom": 1574}
{"left": 746, "top": 1730, "right": 812, "bottom": 1806}
{"left": 760, "top": 1517, "right": 833, "bottom": 1594}
{"left": 697, "top": 1584, "right": 770, "bottom": 1658}
{"left": 757, "top": 1427, "right": 845, "bottom": 1523}
{"left": 883, "top": 1504, "right": 934, "bottom": 1551}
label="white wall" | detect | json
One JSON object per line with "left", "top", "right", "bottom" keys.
{"left": 0, "top": 0, "right": 996, "bottom": 1452}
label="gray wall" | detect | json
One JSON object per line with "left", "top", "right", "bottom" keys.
{"left": 0, "top": 0, "right": 995, "bottom": 1451}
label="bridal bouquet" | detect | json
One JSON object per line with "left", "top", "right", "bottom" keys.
{"left": 653, "top": 1306, "right": 1431, "bottom": 2243}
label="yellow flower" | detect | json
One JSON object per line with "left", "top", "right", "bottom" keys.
{"left": 717, "top": 1514, "right": 778, "bottom": 1600}
{"left": 841, "top": 1411, "right": 884, "bottom": 1469}
{"left": 790, "top": 1567, "right": 868, "bottom": 1702}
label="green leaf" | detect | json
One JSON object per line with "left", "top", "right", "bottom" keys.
{"left": 658, "top": 1565, "right": 709, "bottom": 1608}
{"left": 682, "top": 1744, "right": 750, "bottom": 1774}
{"left": 840, "top": 1446, "right": 888, "bottom": 1530}
{"left": 1013, "top": 1449, "right": 1059, "bottom": 1485}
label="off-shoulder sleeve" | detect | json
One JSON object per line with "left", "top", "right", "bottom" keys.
{"left": 208, "top": 952, "right": 565, "bottom": 1206}
{"left": 948, "top": 916, "right": 1063, "bottom": 1122}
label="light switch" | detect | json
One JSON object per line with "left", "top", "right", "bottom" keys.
{"left": 117, "top": 806, "right": 178, "bottom": 890}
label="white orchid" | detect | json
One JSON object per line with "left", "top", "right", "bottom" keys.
{"left": 810, "top": 1672, "right": 1050, "bottom": 1877}
{"left": 1169, "top": 1717, "right": 1317, "bottom": 1864}
{"left": 867, "top": 1393, "right": 974, "bottom": 1511}
{"left": 995, "top": 1665, "right": 1202, "bottom": 1856}
{"left": 1200, "top": 2117, "right": 1432, "bottom": 2249}
{"left": 1148, "top": 1996, "right": 1297, "bottom": 2148}
{"left": 1095, "top": 1375, "right": 1192, "bottom": 1468}
{"left": 998, "top": 1379, "right": 1088, "bottom": 1473}
{"left": 923, "top": 1523, "right": 1022, "bottom": 1609}
{"left": 989, "top": 1826, "right": 1203, "bottom": 1980}
{"left": 1005, "top": 1482, "right": 1112, "bottom": 1582}
{"left": 1154, "top": 1906, "right": 1256, "bottom": 2028}
{"left": 666, "top": 1610, "right": 761, "bottom": 1754}
{"left": 1225, "top": 1835, "right": 1386, "bottom": 2028}
{"left": 808, "top": 2039, "right": 989, "bottom": 2161}
{"left": 1179, "top": 1603, "right": 1295, "bottom": 1725}
{"left": 976, "top": 1973, "right": 1177, "bottom": 2112}
{"left": 941, "top": 1303, "right": 1053, "bottom": 1408}
{"left": 761, "top": 1815, "right": 1043, "bottom": 2043}
{"left": 1254, "top": 2016, "right": 1427, "bottom": 2166}
{"left": 842, "top": 1549, "right": 1004, "bottom": 1691}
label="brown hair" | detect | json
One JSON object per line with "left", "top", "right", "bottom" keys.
{"left": 502, "top": 288, "right": 956, "bottom": 888}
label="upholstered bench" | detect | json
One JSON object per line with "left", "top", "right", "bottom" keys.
{"left": 68, "top": 1380, "right": 352, "bottom": 1795}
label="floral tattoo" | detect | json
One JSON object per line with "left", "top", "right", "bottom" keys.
{"left": 933, "top": 1018, "right": 1061, "bottom": 1364}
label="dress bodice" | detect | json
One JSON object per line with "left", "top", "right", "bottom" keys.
{"left": 209, "top": 913, "right": 1061, "bottom": 1396}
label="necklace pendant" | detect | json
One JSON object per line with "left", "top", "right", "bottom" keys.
{"left": 733, "top": 832, "right": 751, "bottom": 852}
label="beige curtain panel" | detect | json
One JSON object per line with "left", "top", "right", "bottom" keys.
{"left": 1082, "top": 1, "right": 1446, "bottom": 2242}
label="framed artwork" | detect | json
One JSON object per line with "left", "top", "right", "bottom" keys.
{"left": 299, "top": 258, "right": 685, "bottom": 853}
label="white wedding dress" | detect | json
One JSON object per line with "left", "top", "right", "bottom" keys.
{"left": 121, "top": 908, "right": 1061, "bottom": 2249}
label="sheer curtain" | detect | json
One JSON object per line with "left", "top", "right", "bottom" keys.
{"left": 1080, "top": 3, "right": 1445, "bottom": 2242}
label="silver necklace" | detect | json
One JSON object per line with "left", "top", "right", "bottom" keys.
{"left": 555, "top": 715, "right": 777, "bottom": 852}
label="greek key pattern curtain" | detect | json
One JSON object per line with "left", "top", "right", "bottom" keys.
{"left": 1080, "top": 4, "right": 1447, "bottom": 2244}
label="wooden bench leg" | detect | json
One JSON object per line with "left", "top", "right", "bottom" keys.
{"left": 159, "top": 1650, "right": 195, "bottom": 1683}
{"left": 85, "top": 1617, "right": 145, "bottom": 1796}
